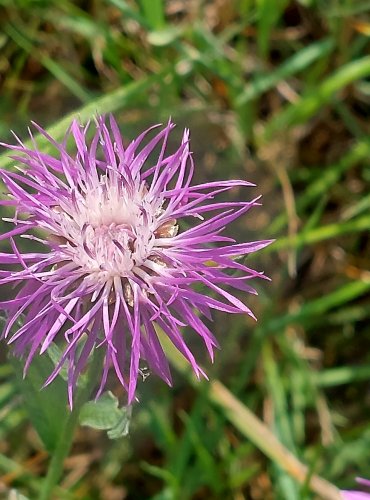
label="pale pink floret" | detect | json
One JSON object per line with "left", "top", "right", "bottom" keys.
{"left": 342, "top": 478, "right": 370, "bottom": 499}
{"left": 0, "top": 116, "right": 271, "bottom": 406}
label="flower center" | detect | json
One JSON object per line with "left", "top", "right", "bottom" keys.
{"left": 49, "top": 171, "right": 179, "bottom": 280}
{"left": 81, "top": 222, "right": 137, "bottom": 274}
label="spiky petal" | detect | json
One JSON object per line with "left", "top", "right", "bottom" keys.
{"left": 341, "top": 478, "right": 370, "bottom": 499}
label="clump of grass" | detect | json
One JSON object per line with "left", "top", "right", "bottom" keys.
{"left": 0, "top": 1, "right": 369, "bottom": 498}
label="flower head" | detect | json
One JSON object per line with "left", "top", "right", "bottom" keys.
{"left": 342, "top": 478, "right": 370, "bottom": 499}
{"left": 0, "top": 116, "right": 271, "bottom": 406}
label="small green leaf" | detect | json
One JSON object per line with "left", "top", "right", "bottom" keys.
{"left": 107, "top": 409, "right": 132, "bottom": 440}
{"left": 79, "top": 391, "right": 131, "bottom": 439}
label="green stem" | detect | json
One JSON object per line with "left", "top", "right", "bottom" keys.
{"left": 38, "top": 351, "right": 103, "bottom": 500}
{"left": 38, "top": 405, "right": 80, "bottom": 500}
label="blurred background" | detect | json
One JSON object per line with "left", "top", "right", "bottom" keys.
{"left": 0, "top": 1, "right": 370, "bottom": 499}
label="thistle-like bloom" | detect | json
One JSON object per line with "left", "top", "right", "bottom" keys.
{"left": 342, "top": 478, "right": 370, "bottom": 499}
{"left": 0, "top": 116, "right": 271, "bottom": 406}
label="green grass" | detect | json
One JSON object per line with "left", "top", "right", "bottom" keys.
{"left": 0, "top": 1, "right": 369, "bottom": 499}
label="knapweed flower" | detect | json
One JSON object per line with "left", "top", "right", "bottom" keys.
{"left": 0, "top": 116, "right": 271, "bottom": 406}
{"left": 342, "top": 478, "right": 370, "bottom": 499}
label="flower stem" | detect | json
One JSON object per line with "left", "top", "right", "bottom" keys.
{"left": 38, "top": 406, "right": 80, "bottom": 500}
{"left": 38, "top": 351, "right": 103, "bottom": 500}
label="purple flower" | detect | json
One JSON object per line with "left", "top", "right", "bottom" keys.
{"left": 0, "top": 116, "right": 271, "bottom": 406}
{"left": 342, "top": 478, "right": 370, "bottom": 499}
